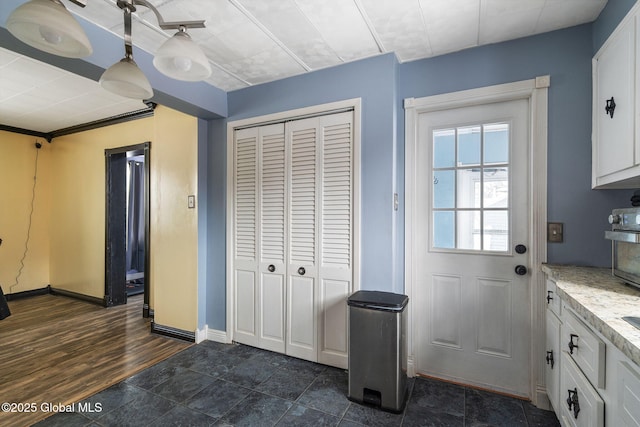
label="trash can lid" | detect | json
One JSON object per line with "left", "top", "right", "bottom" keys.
{"left": 347, "top": 290, "right": 408, "bottom": 312}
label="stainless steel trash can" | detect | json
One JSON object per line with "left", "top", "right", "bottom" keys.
{"left": 347, "top": 290, "right": 408, "bottom": 412}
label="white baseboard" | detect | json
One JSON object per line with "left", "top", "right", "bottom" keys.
{"left": 195, "top": 326, "right": 207, "bottom": 344}
{"left": 195, "top": 325, "right": 232, "bottom": 344}
{"left": 207, "top": 328, "right": 231, "bottom": 344}
{"left": 534, "top": 385, "right": 551, "bottom": 410}
{"left": 407, "top": 355, "right": 416, "bottom": 378}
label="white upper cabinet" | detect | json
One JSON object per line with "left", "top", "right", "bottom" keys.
{"left": 593, "top": 14, "right": 635, "bottom": 184}
{"left": 592, "top": 7, "right": 640, "bottom": 188}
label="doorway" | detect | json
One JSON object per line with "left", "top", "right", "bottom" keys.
{"left": 415, "top": 98, "right": 531, "bottom": 396}
{"left": 404, "top": 78, "right": 549, "bottom": 401}
{"left": 105, "top": 142, "right": 150, "bottom": 317}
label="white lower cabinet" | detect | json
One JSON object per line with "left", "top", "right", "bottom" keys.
{"left": 545, "top": 277, "right": 640, "bottom": 427}
{"left": 618, "top": 361, "right": 640, "bottom": 426}
{"left": 561, "top": 309, "right": 606, "bottom": 389}
{"left": 545, "top": 307, "right": 562, "bottom": 413}
{"left": 559, "top": 352, "right": 604, "bottom": 427}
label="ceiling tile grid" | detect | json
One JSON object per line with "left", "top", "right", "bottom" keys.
{"left": 67, "top": 0, "right": 608, "bottom": 91}
{"left": 2, "top": 0, "right": 608, "bottom": 134}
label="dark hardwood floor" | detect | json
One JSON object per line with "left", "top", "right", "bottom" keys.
{"left": 0, "top": 293, "right": 192, "bottom": 427}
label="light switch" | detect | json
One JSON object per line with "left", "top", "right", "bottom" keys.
{"left": 548, "top": 222, "right": 563, "bottom": 243}
{"left": 188, "top": 195, "right": 196, "bottom": 209}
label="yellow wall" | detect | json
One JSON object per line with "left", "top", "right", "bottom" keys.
{"left": 151, "top": 106, "right": 199, "bottom": 332}
{"left": 2, "top": 106, "right": 199, "bottom": 333}
{"left": 0, "top": 131, "right": 51, "bottom": 294}
{"left": 49, "top": 118, "right": 152, "bottom": 298}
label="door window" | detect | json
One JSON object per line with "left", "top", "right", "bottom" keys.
{"left": 432, "top": 123, "right": 510, "bottom": 252}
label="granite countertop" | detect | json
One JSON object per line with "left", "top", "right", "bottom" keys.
{"left": 541, "top": 264, "right": 640, "bottom": 368}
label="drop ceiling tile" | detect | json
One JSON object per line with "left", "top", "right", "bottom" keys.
{"left": 234, "top": 0, "right": 343, "bottom": 70}
{"left": 0, "top": 85, "right": 21, "bottom": 102}
{"left": 479, "top": 0, "right": 546, "bottom": 44}
{"left": 420, "top": 0, "right": 480, "bottom": 56}
{"left": 536, "top": 0, "right": 607, "bottom": 34}
{"left": 69, "top": 0, "right": 124, "bottom": 32}
{"left": 0, "top": 49, "right": 20, "bottom": 68}
{"left": 293, "top": 0, "right": 380, "bottom": 61}
{"left": 360, "top": 0, "right": 432, "bottom": 62}
{"left": 225, "top": 46, "right": 308, "bottom": 85}
{"left": 205, "top": 67, "right": 249, "bottom": 91}
{"left": 3, "top": 58, "right": 67, "bottom": 92}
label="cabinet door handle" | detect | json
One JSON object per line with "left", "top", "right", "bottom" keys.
{"left": 298, "top": 267, "right": 306, "bottom": 276}
{"left": 546, "top": 290, "right": 553, "bottom": 304}
{"left": 568, "top": 334, "right": 579, "bottom": 354}
{"left": 546, "top": 350, "right": 554, "bottom": 369}
{"left": 566, "top": 388, "right": 580, "bottom": 419}
{"left": 605, "top": 97, "right": 616, "bottom": 118}
{"left": 267, "top": 264, "right": 275, "bottom": 273}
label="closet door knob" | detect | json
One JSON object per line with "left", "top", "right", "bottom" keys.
{"left": 268, "top": 264, "right": 275, "bottom": 273}
{"left": 546, "top": 351, "right": 554, "bottom": 369}
{"left": 298, "top": 267, "right": 306, "bottom": 276}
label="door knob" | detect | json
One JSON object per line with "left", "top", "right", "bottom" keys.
{"left": 515, "top": 265, "right": 527, "bottom": 275}
{"left": 298, "top": 267, "right": 306, "bottom": 276}
{"left": 268, "top": 264, "right": 275, "bottom": 273}
{"left": 515, "top": 244, "right": 527, "bottom": 254}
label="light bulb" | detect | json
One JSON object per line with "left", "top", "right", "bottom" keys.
{"left": 39, "top": 25, "right": 63, "bottom": 45}
{"left": 173, "top": 56, "right": 192, "bottom": 72}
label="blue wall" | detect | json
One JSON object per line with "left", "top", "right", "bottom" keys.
{"left": 205, "top": 53, "right": 400, "bottom": 330}
{"left": 206, "top": 5, "right": 638, "bottom": 331}
{"left": 593, "top": 0, "right": 637, "bottom": 51}
{"left": 397, "top": 24, "right": 630, "bottom": 269}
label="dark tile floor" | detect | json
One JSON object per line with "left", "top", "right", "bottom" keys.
{"left": 35, "top": 341, "right": 560, "bottom": 427}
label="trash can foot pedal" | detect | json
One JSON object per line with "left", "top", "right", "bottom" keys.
{"left": 362, "top": 388, "right": 382, "bottom": 407}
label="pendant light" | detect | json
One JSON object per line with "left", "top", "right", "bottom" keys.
{"left": 7, "top": 0, "right": 211, "bottom": 100}
{"left": 99, "top": 4, "right": 153, "bottom": 99}
{"left": 153, "top": 26, "right": 211, "bottom": 81}
{"left": 6, "top": 0, "right": 93, "bottom": 58}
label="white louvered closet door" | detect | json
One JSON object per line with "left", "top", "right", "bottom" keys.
{"left": 285, "top": 111, "right": 353, "bottom": 367}
{"left": 317, "top": 111, "right": 353, "bottom": 368}
{"left": 232, "top": 111, "right": 353, "bottom": 369}
{"left": 233, "top": 124, "right": 286, "bottom": 352}
{"left": 286, "top": 118, "right": 320, "bottom": 362}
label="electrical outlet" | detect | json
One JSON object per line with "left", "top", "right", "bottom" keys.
{"left": 188, "top": 195, "right": 195, "bottom": 209}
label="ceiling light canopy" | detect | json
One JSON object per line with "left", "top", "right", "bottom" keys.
{"left": 6, "top": 0, "right": 92, "bottom": 58}
{"left": 6, "top": 0, "right": 212, "bottom": 100}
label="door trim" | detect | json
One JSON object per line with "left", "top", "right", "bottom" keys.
{"left": 404, "top": 77, "right": 549, "bottom": 406}
{"left": 225, "top": 98, "right": 362, "bottom": 348}
{"left": 104, "top": 142, "right": 151, "bottom": 317}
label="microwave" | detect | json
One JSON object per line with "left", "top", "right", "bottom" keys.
{"left": 605, "top": 207, "right": 640, "bottom": 291}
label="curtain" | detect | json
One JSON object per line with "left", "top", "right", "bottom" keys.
{"left": 126, "top": 161, "right": 145, "bottom": 273}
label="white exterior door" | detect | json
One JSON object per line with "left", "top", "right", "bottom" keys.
{"left": 412, "top": 98, "right": 532, "bottom": 397}
{"left": 230, "top": 110, "right": 354, "bottom": 369}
